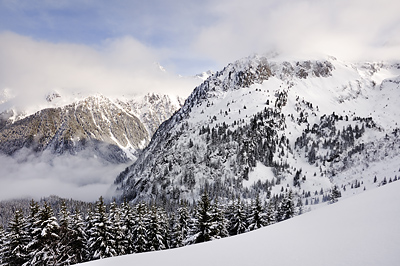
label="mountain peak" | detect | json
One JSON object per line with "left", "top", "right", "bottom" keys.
{"left": 115, "top": 55, "right": 400, "bottom": 203}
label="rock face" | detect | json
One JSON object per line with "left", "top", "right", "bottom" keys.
{"left": 114, "top": 55, "right": 400, "bottom": 203}
{"left": 0, "top": 94, "right": 183, "bottom": 163}
{"left": 117, "top": 93, "right": 185, "bottom": 138}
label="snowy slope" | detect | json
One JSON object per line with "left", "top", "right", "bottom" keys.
{"left": 115, "top": 55, "right": 400, "bottom": 203}
{"left": 79, "top": 180, "right": 400, "bottom": 266}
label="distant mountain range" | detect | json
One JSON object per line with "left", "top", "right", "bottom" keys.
{"left": 0, "top": 93, "right": 184, "bottom": 163}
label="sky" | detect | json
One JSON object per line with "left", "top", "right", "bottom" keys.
{"left": 0, "top": 0, "right": 399, "bottom": 92}
{"left": 0, "top": 0, "right": 399, "bottom": 201}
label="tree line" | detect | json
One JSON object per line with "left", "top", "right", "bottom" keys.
{"left": 0, "top": 191, "right": 297, "bottom": 265}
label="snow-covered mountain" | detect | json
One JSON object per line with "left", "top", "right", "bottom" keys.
{"left": 195, "top": 70, "right": 215, "bottom": 81}
{"left": 115, "top": 55, "right": 400, "bottom": 203}
{"left": 0, "top": 93, "right": 184, "bottom": 163}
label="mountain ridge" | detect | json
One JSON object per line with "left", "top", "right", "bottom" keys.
{"left": 0, "top": 93, "right": 184, "bottom": 163}
{"left": 114, "top": 55, "right": 400, "bottom": 203}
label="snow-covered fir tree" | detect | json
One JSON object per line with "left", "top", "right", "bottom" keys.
{"left": 58, "top": 201, "right": 74, "bottom": 264}
{"left": 247, "top": 195, "right": 267, "bottom": 231}
{"left": 147, "top": 206, "right": 166, "bottom": 251}
{"left": 29, "top": 202, "right": 60, "bottom": 265}
{"left": 265, "top": 200, "right": 276, "bottom": 226}
{"left": 25, "top": 200, "right": 40, "bottom": 265}
{"left": 0, "top": 181, "right": 309, "bottom": 265}
{"left": 192, "top": 192, "right": 213, "bottom": 243}
{"left": 171, "top": 205, "right": 190, "bottom": 248}
{"left": 210, "top": 200, "right": 229, "bottom": 239}
{"left": 88, "top": 196, "right": 117, "bottom": 260}
{"left": 277, "top": 191, "right": 295, "bottom": 221}
{"left": 109, "top": 200, "right": 128, "bottom": 256}
{"left": 132, "top": 203, "right": 148, "bottom": 253}
{"left": 0, "top": 225, "right": 6, "bottom": 265}
{"left": 120, "top": 201, "right": 135, "bottom": 254}
{"left": 228, "top": 198, "right": 248, "bottom": 235}
{"left": 2, "top": 209, "right": 30, "bottom": 266}
{"left": 69, "top": 208, "right": 89, "bottom": 264}
{"left": 330, "top": 185, "right": 342, "bottom": 204}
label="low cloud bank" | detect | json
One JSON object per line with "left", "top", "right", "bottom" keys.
{"left": 0, "top": 150, "right": 127, "bottom": 202}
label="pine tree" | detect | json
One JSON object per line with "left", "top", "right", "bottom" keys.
{"left": 330, "top": 185, "right": 342, "bottom": 203}
{"left": 84, "top": 209, "right": 95, "bottom": 260}
{"left": 132, "top": 203, "right": 148, "bottom": 253}
{"left": 29, "top": 202, "right": 60, "bottom": 265}
{"left": 248, "top": 194, "right": 267, "bottom": 231}
{"left": 296, "top": 198, "right": 304, "bottom": 215}
{"left": 210, "top": 200, "right": 229, "bottom": 239}
{"left": 171, "top": 205, "right": 190, "bottom": 248}
{"left": 120, "top": 200, "right": 135, "bottom": 254}
{"left": 193, "top": 192, "right": 213, "bottom": 243}
{"left": 228, "top": 198, "right": 247, "bottom": 235}
{"left": 25, "top": 200, "right": 40, "bottom": 264}
{"left": 265, "top": 200, "right": 276, "bottom": 226}
{"left": 157, "top": 208, "right": 170, "bottom": 250}
{"left": 69, "top": 208, "right": 88, "bottom": 264}
{"left": 109, "top": 200, "right": 128, "bottom": 256}
{"left": 88, "top": 196, "right": 117, "bottom": 260}
{"left": 3, "top": 209, "right": 30, "bottom": 266}
{"left": 147, "top": 207, "right": 166, "bottom": 251}
{"left": 57, "top": 201, "right": 74, "bottom": 264}
{"left": 278, "top": 191, "right": 295, "bottom": 221}
{"left": 0, "top": 225, "right": 6, "bottom": 266}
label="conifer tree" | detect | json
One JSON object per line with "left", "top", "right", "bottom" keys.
{"left": 0, "top": 225, "right": 6, "bottom": 265}
{"left": 25, "top": 200, "right": 40, "bottom": 264}
{"left": 57, "top": 201, "right": 74, "bottom": 264}
{"left": 84, "top": 209, "right": 95, "bottom": 259}
{"left": 248, "top": 194, "right": 267, "bottom": 231}
{"left": 132, "top": 203, "right": 148, "bottom": 253}
{"left": 279, "top": 191, "right": 295, "bottom": 221}
{"left": 120, "top": 200, "right": 135, "bottom": 254}
{"left": 228, "top": 198, "right": 248, "bottom": 235}
{"left": 147, "top": 207, "right": 166, "bottom": 251}
{"left": 88, "top": 196, "right": 117, "bottom": 260}
{"left": 3, "top": 209, "right": 30, "bottom": 266}
{"left": 109, "top": 200, "right": 128, "bottom": 256}
{"left": 29, "top": 202, "right": 60, "bottom": 265}
{"left": 172, "top": 205, "right": 190, "bottom": 247}
{"left": 69, "top": 208, "right": 88, "bottom": 264}
{"left": 193, "top": 192, "right": 213, "bottom": 243}
{"left": 265, "top": 200, "right": 276, "bottom": 226}
{"left": 210, "top": 200, "right": 229, "bottom": 239}
{"left": 157, "top": 208, "right": 170, "bottom": 250}
{"left": 330, "top": 185, "right": 342, "bottom": 203}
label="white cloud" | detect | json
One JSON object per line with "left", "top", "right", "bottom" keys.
{"left": 0, "top": 150, "right": 126, "bottom": 201}
{"left": 193, "top": 0, "right": 400, "bottom": 65}
{"left": 0, "top": 32, "right": 199, "bottom": 113}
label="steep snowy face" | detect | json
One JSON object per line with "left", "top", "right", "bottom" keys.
{"left": 0, "top": 93, "right": 184, "bottom": 163}
{"left": 115, "top": 55, "right": 400, "bottom": 203}
{"left": 116, "top": 93, "right": 185, "bottom": 138}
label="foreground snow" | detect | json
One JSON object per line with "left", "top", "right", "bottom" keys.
{"left": 80, "top": 181, "right": 400, "bottom": 266}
